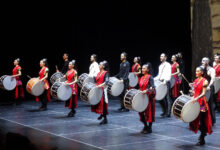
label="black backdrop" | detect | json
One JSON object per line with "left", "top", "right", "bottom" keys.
{"left": 0, "top": 1, "right": 191, "bottom": 100}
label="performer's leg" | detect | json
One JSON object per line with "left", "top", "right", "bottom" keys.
{"left": 208, "top": 86, "right": 216, "bottom": 124}
{"left": 100, "top": 101, "right": 108, "bottom": 125}
{"left": 68, "top": 95, "right": 76, "bottom": 117}
{"left": 139, "top": 112, "right": 149, "bottom": 134}
{"left": 165, "top": 82, "right": 172, "bottom": 117}
{"left": 197, "top": 112, "right": 207, "bottom": 145}
{"left": 159, "top": 100, "right": 166, "bottom": 117}
{"left": 39, "top": 91, "right": 47, "bottom": 111}
{"left": 118, "top": 81, "right": 129, "bottom": 111}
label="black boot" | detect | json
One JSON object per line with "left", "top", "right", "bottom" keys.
{"left": 196, "top": 133, "right": 206, "bottom": 146}
{"left": 67, "top": 110, "right": 75, "bottom": 117}
{"left": 147, "top": 123, "right": 152, "bottom": 133}
{"left": 97, "top": 115, "right": 103, "bottom": 120}
{"left": 99, "top": 117, "right": 108, "bottom": 125}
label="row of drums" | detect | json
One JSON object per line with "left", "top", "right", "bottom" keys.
{"left": 1, "top": 73, "right": 220, "bottom": 123}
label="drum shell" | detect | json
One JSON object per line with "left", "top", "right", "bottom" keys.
{"left": 107, "top": 77, "right": 124, "bottom": 97}
{"left": 0, "top": 75, "right": 17, "bottom": 91}
{"left": 50, "top": 72, "right": 64, "bottom": 84}
{"left": 80, "top": 82, "right": 103, "bottom": 105}
{"left": 26, "top": 78, "right": 45, "bottom": 96}
{"left": 124, "top": 89, "right": 149, "bottom": 112}
{"left": 77, "top": 73, "right": 94, "bottom": 88}
{"left": 51, "top": 82, "right": 72, "bottom": 101}
{"left": 172, "top": 95, "right": 200, "bottom": 123}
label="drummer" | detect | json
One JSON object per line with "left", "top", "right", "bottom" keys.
{"left": 171, "top": 55, "right": 181, "bottom": 101}
{"left": 139, "top": 63, "right": 155, "bottom": 134}
{"left": 56, "top": 53, "right": 70, "bottom": 74}
{"left": 154, "top": 53, "right": 172, "bottom": 117}
{"left": 189, "top": 66, "right": 212, "bottom": 146}
{"left": 131, "top": 57, "right": 141, "bottom": 88}
{"left": 91, "top": 61, "right": 109, "bottom": 125}
{"left": 37, "top": 58, "right": 50, "bottom": 111}
{"left": 115, "top": 52, "right": 130, "bottom": 112}
{"left": 89, "top": 54, "right": 100, "bottom": 78}
{"left": 213, "top": 54, "right": 220, "bottom": 112}
{"left": 63, "top": 60, "right": 78, "bottom": 117}
{"left": 12, "top": 58, "right": 24, "bottom": 105}
{"left": 201, "top": 57, "right": 216, "bottom": 125}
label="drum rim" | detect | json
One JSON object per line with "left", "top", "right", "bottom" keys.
{"left": 57, "top": 83, "right": 72, "bottom": 101}
{"left": 88, "top": 86, "right": 103, "bottom": 105}
{"left": 2, "top": 75, "right": 16, "bottom": 90}
{"left": 80, "top": 82, "right": 96, "bottom": 103}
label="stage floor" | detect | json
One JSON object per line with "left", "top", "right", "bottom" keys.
{"left": 0, "top": 99, "right": 220, "bottom": 150}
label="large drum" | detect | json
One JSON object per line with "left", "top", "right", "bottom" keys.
{"left": 51, "top": 82, "right": 72, "bottom": 101}
{"left": 154, "top": 79, "right": 167, "bottom": 101}
{"left": 26, "top": 78, "right": 45, "bottom": 96}
{"left": 80, "top": 82, "right": 103, "bottom": 105}
{"left": 124, "top": 89, "right": 149, "bottom": 112}
{"left": 172, "top": 95, "right": 200, "bottom": 123}
{"left": 77, "top": 73, "right": 94, "bottom": 88}
{"left": 50, "top": 72, "right": 64, "bottom": 84}
{"left": 0, "top": 75, "right": 16, "bottom": 91}
{"left": 170, "top": 76, "right": 175, "bottom": 88}
{"left": 107, "top": 77, "right": 124, "bottom": 97}
{"left": 128, "top": 72, "right": 138, "bottom": 87}
{"left": 214, "top": 78, "right": 220, "bottom": 94}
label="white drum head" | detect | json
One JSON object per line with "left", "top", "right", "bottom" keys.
{"left": 128, "top": 72, "right": 138, "bottom": 87}
{"left": 3, "top": 76, "right": 16, "bottom": 91}
{"left": 132, "top": 92, "right": 149, "bottom": 112}
{"left": 111, "top": 80, "right": 124, "bottom": 96}
{"left": 170, "top": 76, "right": 175, "bottom": 88}
{"left": 214, "top": 78, "right": 220, "bottom": 94}
{"left": 88, "top": 87, "right": 103, "bottom": 105}
{"left": 154, "top": 79, "right": 167, "bottom": 100}
{"left": 182, "top": 100, "right": 200, "bottom": 123}
{"left": 32, "top": 81, "right": 45, "bottom": 96}
{"left": 57, "top": 84, "right": 72, "bottom": 101}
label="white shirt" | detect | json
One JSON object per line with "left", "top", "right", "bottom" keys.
{"left": 155, "top": 61, "right": 171, "bottom": 82}
{"left": 89, "top": 62, "right": 100, "bottom": 78}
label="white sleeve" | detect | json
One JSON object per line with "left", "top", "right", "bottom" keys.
{"left": 165, "top": 63, "right": 171, "bottom": 82}
{"left": 93, "top": 63, "right": 100, "bottom": 77}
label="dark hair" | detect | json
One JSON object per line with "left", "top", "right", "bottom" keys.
{"left": 91, "top": 54, "right": 98, "bottom": 61}
{"left": 41, "top": 58, "right": 48, "bottom": 67}
{"left": 121, "top": 52, "right": 128, "bottom": 58}
{"left": 135, "top": 56, "right": 141, "bottom": 64}
{"left": 143, "top": 62, "right": 154, "bottom": 76}
{"left": 197, "top": 66, "right": 204, "bottom": 73}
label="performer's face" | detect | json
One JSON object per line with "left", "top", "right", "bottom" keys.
{"left": 134, "top": 57, "right": 137, "bottom": 63}
{"left": 63, "top": 54, "right": 68, "bottom": 60}
{"left": 196, "top": 68, "right": 202, "bottom": 77}
{"left": 201, "top": 58, "right": 209, "bottom": 66}
{"left": 214, "top": 56, "right": 220, "bottom": 63}
{"left": 14, "top": 60, "right": 18, "bottom": 66}
{"left": 121, "top": 54, "right": 126, "bottom": 61}
{"left": 160, "top": 54, "right": 166, "bottom": 62}
{"left": 142, "top": 65, "right": 149, "bottom": 74}
{"left": 40, "top": 61, "right": 44, "bottom": 67}
{"left": 171, "top": 55, "right": 176, "bottom": 62}
{"left": 99, "top": 63, "right": 104, "bottom": 70}
{"left": 90, "top": 56, "right": 94, "bottom": 62}
{"left": 69, "top": 62, "right": 74, "bottom": 69}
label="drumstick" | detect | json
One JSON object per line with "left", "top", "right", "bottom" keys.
{"left": 181, "top": 74, "right": 190, "bottom": 84}
{"left": 180, "top": 90, "right": 184, "bottom": 95}
{"left": 55, "top": 65, "right": 58, "bottom": 70}
{"left": 27, "top": 75, "right": 32, "bottom": 79}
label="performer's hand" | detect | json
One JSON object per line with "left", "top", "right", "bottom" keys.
{"left": 207, "top": 86, "right": 211, "bottom": 91}
{"left": 189, "top": 83, "right": 193, "bottom": 88}
{"left": 11, "top": 76, "right": 14, "bottom": 81}
{"left": 120, "top": 80, "right": 124, "bottom": 83}
{"left": 192, "top": 98, "right": 197, "bottom": 103}
{"left": 56, "top": 70, "right": 59, "bottom": 72}
{"left": 97, "top": 85, "right": 102, "bottom": 88}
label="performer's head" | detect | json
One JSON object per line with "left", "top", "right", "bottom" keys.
{"left": 201, "top": 57, "right": 210, "bottom": 67}
{"left": 171, "top": 55, "right": 178, "bottom": 63}
{"left": 214, "top": 54, "right": 220, "bottom": 64}
{"left": 121, "top": 52, "right": 127, "bottom": 61}
{"left": 196, "top": 66, "right": 204, "bottom": 78}
{"left": 177, "top": 52, "right": 183, "bottom": 58}
{"left": 91, "top": 54, "right": 97, "bottom": 62}
{"left": 69, "top": 60, "right": 76, "bottom": 69}
{"left": 160, "top": 53, "right": 167, "bottom": 62}
{"left": 142, "top": 62, "right": 154, "bottom": 76}
{"left": 134, "top": 57, "right": 141, "bottom": 64}
{"left": 99, "top": 60, "right": 109, "bottom": 71}
{"left": 63, "top": 53, "right": 69, "bottom": 61}
{"left": 40, "top": 58, "right": 48, "bottom": 68}
{"left": 14, "top": 58, "right": 20, "bottom": 66}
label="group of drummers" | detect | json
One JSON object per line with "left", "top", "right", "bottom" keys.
{"left": 1, "top": 52, "right": 220, "bottom": 146}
